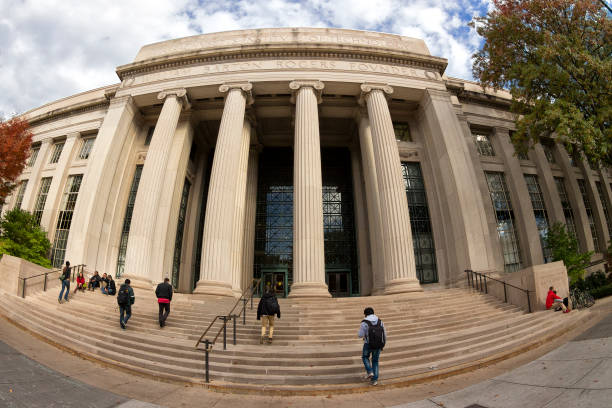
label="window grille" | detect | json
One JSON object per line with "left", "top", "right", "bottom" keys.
{"left": 595, "top": 182, "right": 612, "bottom": 239}
{"left": 49, "top": 142, "right": 64, "bottom": 164}
{"left": 524, "top": 175, "right": 552, "bottom": 262}
{"left": 14, "top": 180, "right": 28, "bottom": 209}
{"left": 554, "top": 177, "right": 578, "bottom": 238}
{"left": 27, "top": 147, "right": 40, "bottom": 167}
{"left": 485, "top": 172, "right": 522, "bottom": 272}
{"left": 402, "top": 162, "right": 438, "bottom": 283}
{"left": 78, "top": 138, "right": 95, "bottom": 160}
{"left": 578, "top": 179, "right": 601, "bottom": 251}
{"left": 33, "top": 177, "right": 52, "bottom": 225}
{"left": 116, "top": 165, "right": 143, "bottom": 277}
{"left": 50, "top": 174, "right": 83, "bottom": 268}
{"left": 472, "top": 133, "right": 495, "bottom": 157}
{"left": 393, "top": 122, "right": 412, "bottom": 142}
{"left": 171, "top": 179, "right": 191, "bottom": 288}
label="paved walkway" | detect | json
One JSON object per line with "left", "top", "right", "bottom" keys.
{"left": 1, "top": 299, "right": 611, "bottom": 408}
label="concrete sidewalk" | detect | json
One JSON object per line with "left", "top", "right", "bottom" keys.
{"left": 0, "top": 298, "right": 610, "bottom": 408}
{"left": 394, "top": 313, "right": 612, "bottom": 408}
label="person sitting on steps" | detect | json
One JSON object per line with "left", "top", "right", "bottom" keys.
{"left": 74, "top": 271, "right": 85, "bottom": 293}
{"left": 256, "top": 284, "right": 281, "bottom": 344}
{"left": 88, "top": 271, "right": 101, "bottom": 291}
{"left": 546, "top": 286, "right": 570, "bottom": 313}
{"left": 106, "top": 275, "right": 116, "bottom": 296}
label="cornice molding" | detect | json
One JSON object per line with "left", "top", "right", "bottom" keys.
{"left": 28, "top": 99, "right": 110, "bottom": 127}
{"left": 116, "top": 49, "right": 447, "bottom": 80}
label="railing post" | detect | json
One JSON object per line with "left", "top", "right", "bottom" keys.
{"left": 204, "top": 339, "right": 210, "bottom": 383}
{"left": 232, "top": 314, "right": 237, "bottom": 345}
{"left": 21, "top": 278, "right": 25, "bottom": 298}
{"left": 221, "top": 316, "right": 228, "bottom": 350}
{"left": 43, "top": 273, "right": 47, "bottom": 292}
{"left": 465, "top": 270, "right": 469, "bottom": 288}
{"left": 250, "top": 292, "right": 254, "bottom": 310}
{"left": 503, "top": 281, "right": 507, "bottom": 303}
{"left": 242, "top": 298, "right": 247, "bottom": 325}
{"left": 484, "top": 275, "right": 487, "bottom": 294}
{"left": 526, "top": 291, "right": 532, "bottom": 313}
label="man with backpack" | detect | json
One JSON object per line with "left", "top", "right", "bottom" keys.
{"left": 57, "top": 261, "right": 71, "bottom": 303}
{"left": 358, "top": 307, "right": 386, "bottom": 386}
{"left": 117, "top": 279, "right": 135, "bottom": 329}
{"left": 155, "top": 278, "right": 173, "bottom": 328}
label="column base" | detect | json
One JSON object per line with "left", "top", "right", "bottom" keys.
{"left": 120, "top": 274, "right": 154, "bottom": 290}
{"left": 193, "top": 280, "right": 235, "bottom": 297}
{"left": 232, "top": 288, "right": 244, "bottom": 298}
{"left": 371, "top": 288, "right": 386, "bottom": 296}
{"left": 288, "top": 282, "right": 331, "bottom": 298}
{"left": 384, "top": 278, "right": 423, "bottom": 295}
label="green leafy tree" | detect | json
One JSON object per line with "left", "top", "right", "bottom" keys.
{"left": 471, "top": 0, "right": 611, "bottom": 165}
{"left": 0, "top": 208, "right": 51, "bottom": 268}
{"left": 546, "top": 222, "right": 592, "bottom": 284}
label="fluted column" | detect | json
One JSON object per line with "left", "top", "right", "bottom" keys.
{"left": 361, "top": 83, "right": 421, "bottom": 294}
{"left": 242, "top": 145, "right": 260, "bottom": 292}
{"left": 356, "top": 112, "right": 386, "bottom": 295}
{"left": 123, "top": 89, "right": 189, "bottom": 286}
{"left": 195, "top": 83, "right": 253, "bottom": 297}
{"left": 288, "top": 80, "right": 330, "bottom": 298}
{"left": 230, "top": 118, "right": 253, "bottom": 296}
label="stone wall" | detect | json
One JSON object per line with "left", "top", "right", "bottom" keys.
{"left": 0, "top": 255, "right": 57, "bottom": 297}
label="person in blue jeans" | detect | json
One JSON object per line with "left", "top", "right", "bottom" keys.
{"left": 358, "top": 307, "right": 386, "bottom": 386}
{"left": 117, "top": 279, "right": 135, "bottom": 329}
{"left": 57, "top": 261, "right": 71, "bottom": 303}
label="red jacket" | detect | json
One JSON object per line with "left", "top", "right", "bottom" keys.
{"left": 546, "top": 290, "right": 561, "bottom": 309}
{"left": 76, "top": 275, "right": 85, "bottom": 285}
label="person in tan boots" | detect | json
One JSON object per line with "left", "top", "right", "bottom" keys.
{"left": 256, "top": 285, "right": 281, "bottom": 344}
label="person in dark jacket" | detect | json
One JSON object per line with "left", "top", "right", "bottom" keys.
{"left": 106, "top": 275, "right": 116, "bottom": 296}
{"left": 58, "top": 261, "right": 71, "bottom": 303}
{"left": 88, "top": 271, "right": 101, "bottom": 291}
{"left": 117, "top": 279, "right": 135, "bottom": 330}
{"left": 256, "top": 285, "right": 280, "bottom": 344}
{"left": 100, "top": 273, "right": 109, "bottom": 294}
{"left": 155, "top": 278, "right": 173, "bottom": 328}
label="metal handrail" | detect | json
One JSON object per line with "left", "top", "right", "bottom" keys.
{"left": 465, "top": 269, "right": 532, "bottom": 313}
{"left": 19, "top": 264, "right": 86, "bottom": 298}
{"left": 195, "top": 278, "right": 261, "bottom": 349}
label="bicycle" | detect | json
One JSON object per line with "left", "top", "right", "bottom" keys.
{"left": 570, "top": 287, "right": 595, "bottom": 309}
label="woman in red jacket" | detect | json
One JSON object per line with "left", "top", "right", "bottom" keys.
{"left": 74, "top": 271, "right": 85, "bottom": 293}
{"left": 546, "top": 286, "right": 570, "bottom": 313}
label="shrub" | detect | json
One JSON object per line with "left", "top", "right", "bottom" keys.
{"left": 0, "top": 208, "right": 51, "bottom": 268}
{"left": 546, "top": 222, "right": 593, "bottom": 285}
{"left": 591, "top": 283, "right": 612, "bottom": 299}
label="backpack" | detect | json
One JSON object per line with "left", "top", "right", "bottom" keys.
{"left": 117, "top": 285, "right": 130, "bottom": 306}
{"left": 60, "top": 266, "right": 71, "bottom": 281}
{"left": 363, "top": 319, "right": 385, "bottom": 350}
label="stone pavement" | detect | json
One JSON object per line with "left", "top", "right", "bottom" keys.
{"left": 0, "top": 298, "right": 610, "bottom": 408}
{"left": 393, "top": 312, "right": 612, "bottom": 408}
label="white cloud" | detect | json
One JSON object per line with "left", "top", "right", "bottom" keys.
{"left": 0, "top": 0, "right": 488, "bottom": 116}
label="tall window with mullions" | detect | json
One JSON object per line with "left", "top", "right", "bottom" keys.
{"left": 116, "top": 165, "right": 143, "bottom": 277}
{"left": 554, "top": 177, "right": 578, "bottom": 238}
{"left": 33, "top": 177, "right": 52, "bottom": 225}
{"left": 401, "top": 162, "right": 438, "bottom": 283}
{"left": 595, "top": 182, "right": 612, "bottom": 240}
{"left": 171, "top": 179, "right": 191, "bottom": 288}
{"left": 577, "top": 179, "right": 601, "bottom": 251}
{"left": 524, "top": 174, "right": 552, "bottom": 262}
{"left": 50, "top": 174, "right": 83, "bottom": 268}
{"left": 485, "top": 172, "right": 522, "bottom": 272}
{"left": 13, "top": 180, "right": 28, "bottom": 210}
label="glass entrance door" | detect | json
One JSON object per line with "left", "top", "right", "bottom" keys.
{"left": 326, "top": 270, "right": 350, "bottom": 297}
{"left": 261, "top": 266, "right": 288, "bottom": 298}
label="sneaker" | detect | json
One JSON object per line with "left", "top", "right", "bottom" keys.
{"left": 363, "top": 373, "right": 374, "bottom": 381}
{"left": 267, "top": 337, "right": 273, "bottom": 344}
{"left": 370, "top": 380, "right": 378, "bottom": 386}
{"left": 120, "top": 319, "right": 126, "bottom": 329}
{"left": 563, "top": 309, "right": 571, "bottom": 313}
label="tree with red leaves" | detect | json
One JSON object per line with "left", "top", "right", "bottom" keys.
{"left": 471, "top": 0, "right": 611, "bottom": 165}
{"left": 0, "top": 118, "right": 33, "bottom": 205}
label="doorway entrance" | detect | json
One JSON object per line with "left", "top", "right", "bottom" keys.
{"left": 260, "top": 265, "right": 288, "bottom": 298}
{"left": 326, "top": 269, "right": 351, "bottom": 297}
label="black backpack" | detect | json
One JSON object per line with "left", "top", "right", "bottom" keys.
{"left": 117, "top": 285, "right": 130, "bottom": 306}
{"left": 60, "top": 266, "right": 71, "bottom": 281}
{"left": 363, "top": 319, "right": 385, "bottom": 350}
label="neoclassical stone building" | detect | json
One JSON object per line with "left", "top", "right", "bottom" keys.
{"left": 4, "top": 28, "right": 610, "bottom": 298}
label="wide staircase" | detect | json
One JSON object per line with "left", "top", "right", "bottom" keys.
{"left": 0, "top": 285, "right": 590, "bottom": 393}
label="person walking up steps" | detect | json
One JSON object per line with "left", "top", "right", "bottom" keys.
{"left": 58, "top": 261, "right": 71, "bottom": 303}
{"left": 358, "top": 307, "right": 386, "bottom": 386}
{"left": 155, "top": 278, "right": 173, "bottom": 327}
{"left": 256, "top": 285, "right": 281, "bottom": 344}
{"left": 117, "top": 279, "right": 135, "bottom": 329}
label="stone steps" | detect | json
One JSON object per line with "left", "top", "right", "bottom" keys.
{"left": 0, "top": 286, "right": 588, "bottom": 392}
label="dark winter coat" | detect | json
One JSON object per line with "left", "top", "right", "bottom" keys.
{"left": 155, "top": 282, "right": 173, "bottom": 301}
{"left": 257, "top": 292, "right": 280, "bottom": 319}
{"left": 107, "top": 279, "right": 116, "bottom": 295}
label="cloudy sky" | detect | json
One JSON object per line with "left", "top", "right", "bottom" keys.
{"left": 0, "top": 0, "right": 493, "bottom": 118}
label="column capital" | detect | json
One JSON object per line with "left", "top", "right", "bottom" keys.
{"left": 289, "top": 80, "right": 324, "bottom": 104}
{"left": 157, "top": 88, "right": 191, "bottom": 109}
{"left": 219, "top": 82, "right": 254, "bottom": 105}
{"left": 360, "top": 83, "right": 393, "bottom": 95}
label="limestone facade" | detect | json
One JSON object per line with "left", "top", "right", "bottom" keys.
{"left": 5, "top": 28, "right": 608, "bottom": 298}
